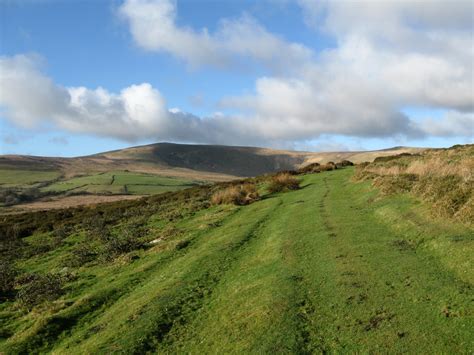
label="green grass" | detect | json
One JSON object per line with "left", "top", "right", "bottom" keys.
{"left": 41, "top": 173, "right": 114, "bottom": 192}
{"left": 1, "top": 168, "right": 472, "bottom": 353}
{"left": 0, "top": 169, "right": 61, "bottom": 187}
{"left": 112, "top": 173, "right": 195, "bottom": 186}
{"left": 41, "top": 171, "right": 198, "bottom": 195}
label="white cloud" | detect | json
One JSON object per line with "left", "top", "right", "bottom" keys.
{"left": 0, "top": 55, "right": 263, "bottom": 144}
{"left": 418, "top": 111, "right": 474, "bottom": 137}
{"left": 220, "top": 0, "right": 473, "bottom": 140}
{"left": 118, "top": 0, "right": 313, "bottom": 71}
{"left": 1, "top": 0, "right": 473, "bottom": 147}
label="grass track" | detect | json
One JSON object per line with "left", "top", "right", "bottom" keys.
{"left": 2, "top": 168, "right": 472, "bottom": 353}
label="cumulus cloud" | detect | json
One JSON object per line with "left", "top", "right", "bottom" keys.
{"left": 0, "top": 55, "right": 263, "bottom": 145}
{"left": 1, "top": 0, "right": 473, "bottom": 147}
{"left": 418, "top": 111, "right": 474, "bottom": 137}
{"left": 118, "top": 0, "right": 313, "bottom": 71}
{"left": 219, "top": 0, "right": 473, "bottom": 141}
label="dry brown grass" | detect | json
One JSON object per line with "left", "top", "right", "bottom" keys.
{"left": 319, "top": 163, "right": 336, "bottom": 172}
{"left": 268, "top": 173, "right": 300, "bottom": 193}
{"left": 211, "top": 183, "right": 260, "bottom": 206}
{"left": 354, "top": 144, "right": 473, "bottom": 225}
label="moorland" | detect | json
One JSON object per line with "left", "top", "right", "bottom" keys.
{"left": 0, "top": 142, "right": 423, "bottom": 212}
{"left": 0, "top": 144, "right": 472, "bottom": 353}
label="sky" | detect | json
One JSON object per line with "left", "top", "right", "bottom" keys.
{"left": 0, "top": 0, "right": 473, "bottom": 157}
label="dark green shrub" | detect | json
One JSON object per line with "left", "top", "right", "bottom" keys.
{"left": 66, "top": 243, "right": 99, "bottom": 267}
{"left": 16, "top": 273, "right": 64, "bottom": 309}
{"left": 0, "top": 259, "right": 18, "bottom": 296}
{"left": 102, "top": 226, "right": 144, "bottom": 259}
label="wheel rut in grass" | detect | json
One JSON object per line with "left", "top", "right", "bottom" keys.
{"left": 319, "top": 176, "right": 337, "bottom": 239}
{"left": 93, "top": 198, "right": 284, "bottom": 353}
{"left": 309, "top": 170, "right": 474, "bottom": 352}
{"left": 10, "top": 207, "right": 244, "bottom": 353}
{"left": 280, "top": 179, "right": 335, "bottom": 353}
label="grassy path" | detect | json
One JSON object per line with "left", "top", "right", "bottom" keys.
{"left": 3, "top": 168, "right": 472, "bottom": 353}
{"left": 160, "top": 169, "right": 473, "bottom": 353}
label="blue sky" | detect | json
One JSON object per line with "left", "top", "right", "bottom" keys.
{"left": 1, "top": 0, "right": 472, "bottom": 156}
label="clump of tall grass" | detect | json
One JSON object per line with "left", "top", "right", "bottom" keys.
{"left": 354, "top": 144, "right": 473, "bottom": 225}
{"left": 268, "top": 173, "right": 300, "bottom": 193}
{"left": 298, "top": 163, "right": 321, "bottom": 174}
{"left": 211, "top": 183, "right": 259, "bottom": 206}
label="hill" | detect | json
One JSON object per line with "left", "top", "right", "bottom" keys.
{"left": 0, "top": 145, "right": 472, "bottom": 353}
{"left": 0, "top": 143, "right": 424, "bottom": 211}
{"left": 1, "top": 142, "right": 425, "bottom": 179}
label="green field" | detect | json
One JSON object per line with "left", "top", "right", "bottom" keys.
{"left": 0, "top": 167, "right": 472, "bottom": 353}
{"left": 39, "top": 171, "right": 198, "bottom": 195}
{"left": 0, "top": 169, "right": 61, "bottom": 187}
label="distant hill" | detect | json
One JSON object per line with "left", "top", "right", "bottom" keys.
{"left": 0, "top": 143, "right": 427, "bottom": 212}
{"left": 0, "top": 142, "right": 426, "bottom": 181}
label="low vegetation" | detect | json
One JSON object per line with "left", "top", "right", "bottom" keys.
{"left": 0, "top": 151, "right": 471, "bottom": 353}
{"left": 15, "top": 272, "right": 65, "bottom": 310}
{"left": 354, "top": 144, "right": 473, "bottom": 225}
{"left": 0, "top": 187, "right": 50, "bottom": 206}
{"left": 0, "top": 170, "right": 202, "bottom": 209}
{"left": 267, "top": 173, "right": 300, "bottom": 193}
{"left": 211, "top": 183, "right": 259, "bottom": 205}
{"left": 297, "top": 160, "right": 353, "bottom": 174}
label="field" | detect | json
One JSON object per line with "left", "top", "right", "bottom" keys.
{"left": 0, "top": 169, "right": 202, "bottom": 211}
{"left": 0, "top": 169, "right": 61, "bottom": 187}
{"left": 0, "top": 154, "right": 472, "bottom": 353}
{"left": 40, "top": 171, "right": 198, "bottom": 195}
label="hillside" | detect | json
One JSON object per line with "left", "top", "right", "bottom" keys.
{"left": 0, "top": 143, "right": 424, "bottom": 211}
{"left": 0, "top": 145, "right": 472, "bottom": 353}
{"left": 1, "top": 143, "right": 425, "bottom": 179}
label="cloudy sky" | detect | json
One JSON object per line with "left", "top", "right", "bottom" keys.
{"left": 0, "top": 0, "right": 473, "bottom": 156}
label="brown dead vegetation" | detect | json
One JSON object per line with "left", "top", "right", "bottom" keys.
{"left": 354, "top": 144, "right": 473, "bottom": 225}
{"left": 211, "top": 183, "right": 260, "bottom": 206}
{"left": 268, "top": 173, "right": 300, "bottom": 193}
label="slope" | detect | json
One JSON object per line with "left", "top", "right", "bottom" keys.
{"left": 0, "top": 143, "right": 425, "bottom": 211}
{"left": 1, "top": 167, "right": 472, "bottom": 353}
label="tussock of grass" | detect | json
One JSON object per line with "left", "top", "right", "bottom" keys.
{"left": 298, "top": 162, "right": 321, "bottom": 173}
{"left": 211, "top": 184, "right": 259, "bottom": 205}
{"left": 354, "top": 144, "right": 473, "bottom": 225}
{"left": 268, "top": 173, "right": 300, "bottom": 193}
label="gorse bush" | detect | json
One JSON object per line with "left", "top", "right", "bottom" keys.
{"left": 16, "top": 273, "right": 64, "bottom": 309}
{"left": 102, "top": 226, "right": 144, "bottom": 259}
{"left": 268, "top": 173, "right": 300, "bottom": 193}
{"left": 211, "top": 184, "right": 259, "bottom": 206}
{"left": 66, "top": 242, "right": 99, "bottom": 267}
{"left": 0, "top": 259, "right": 17, "bottom": 296}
